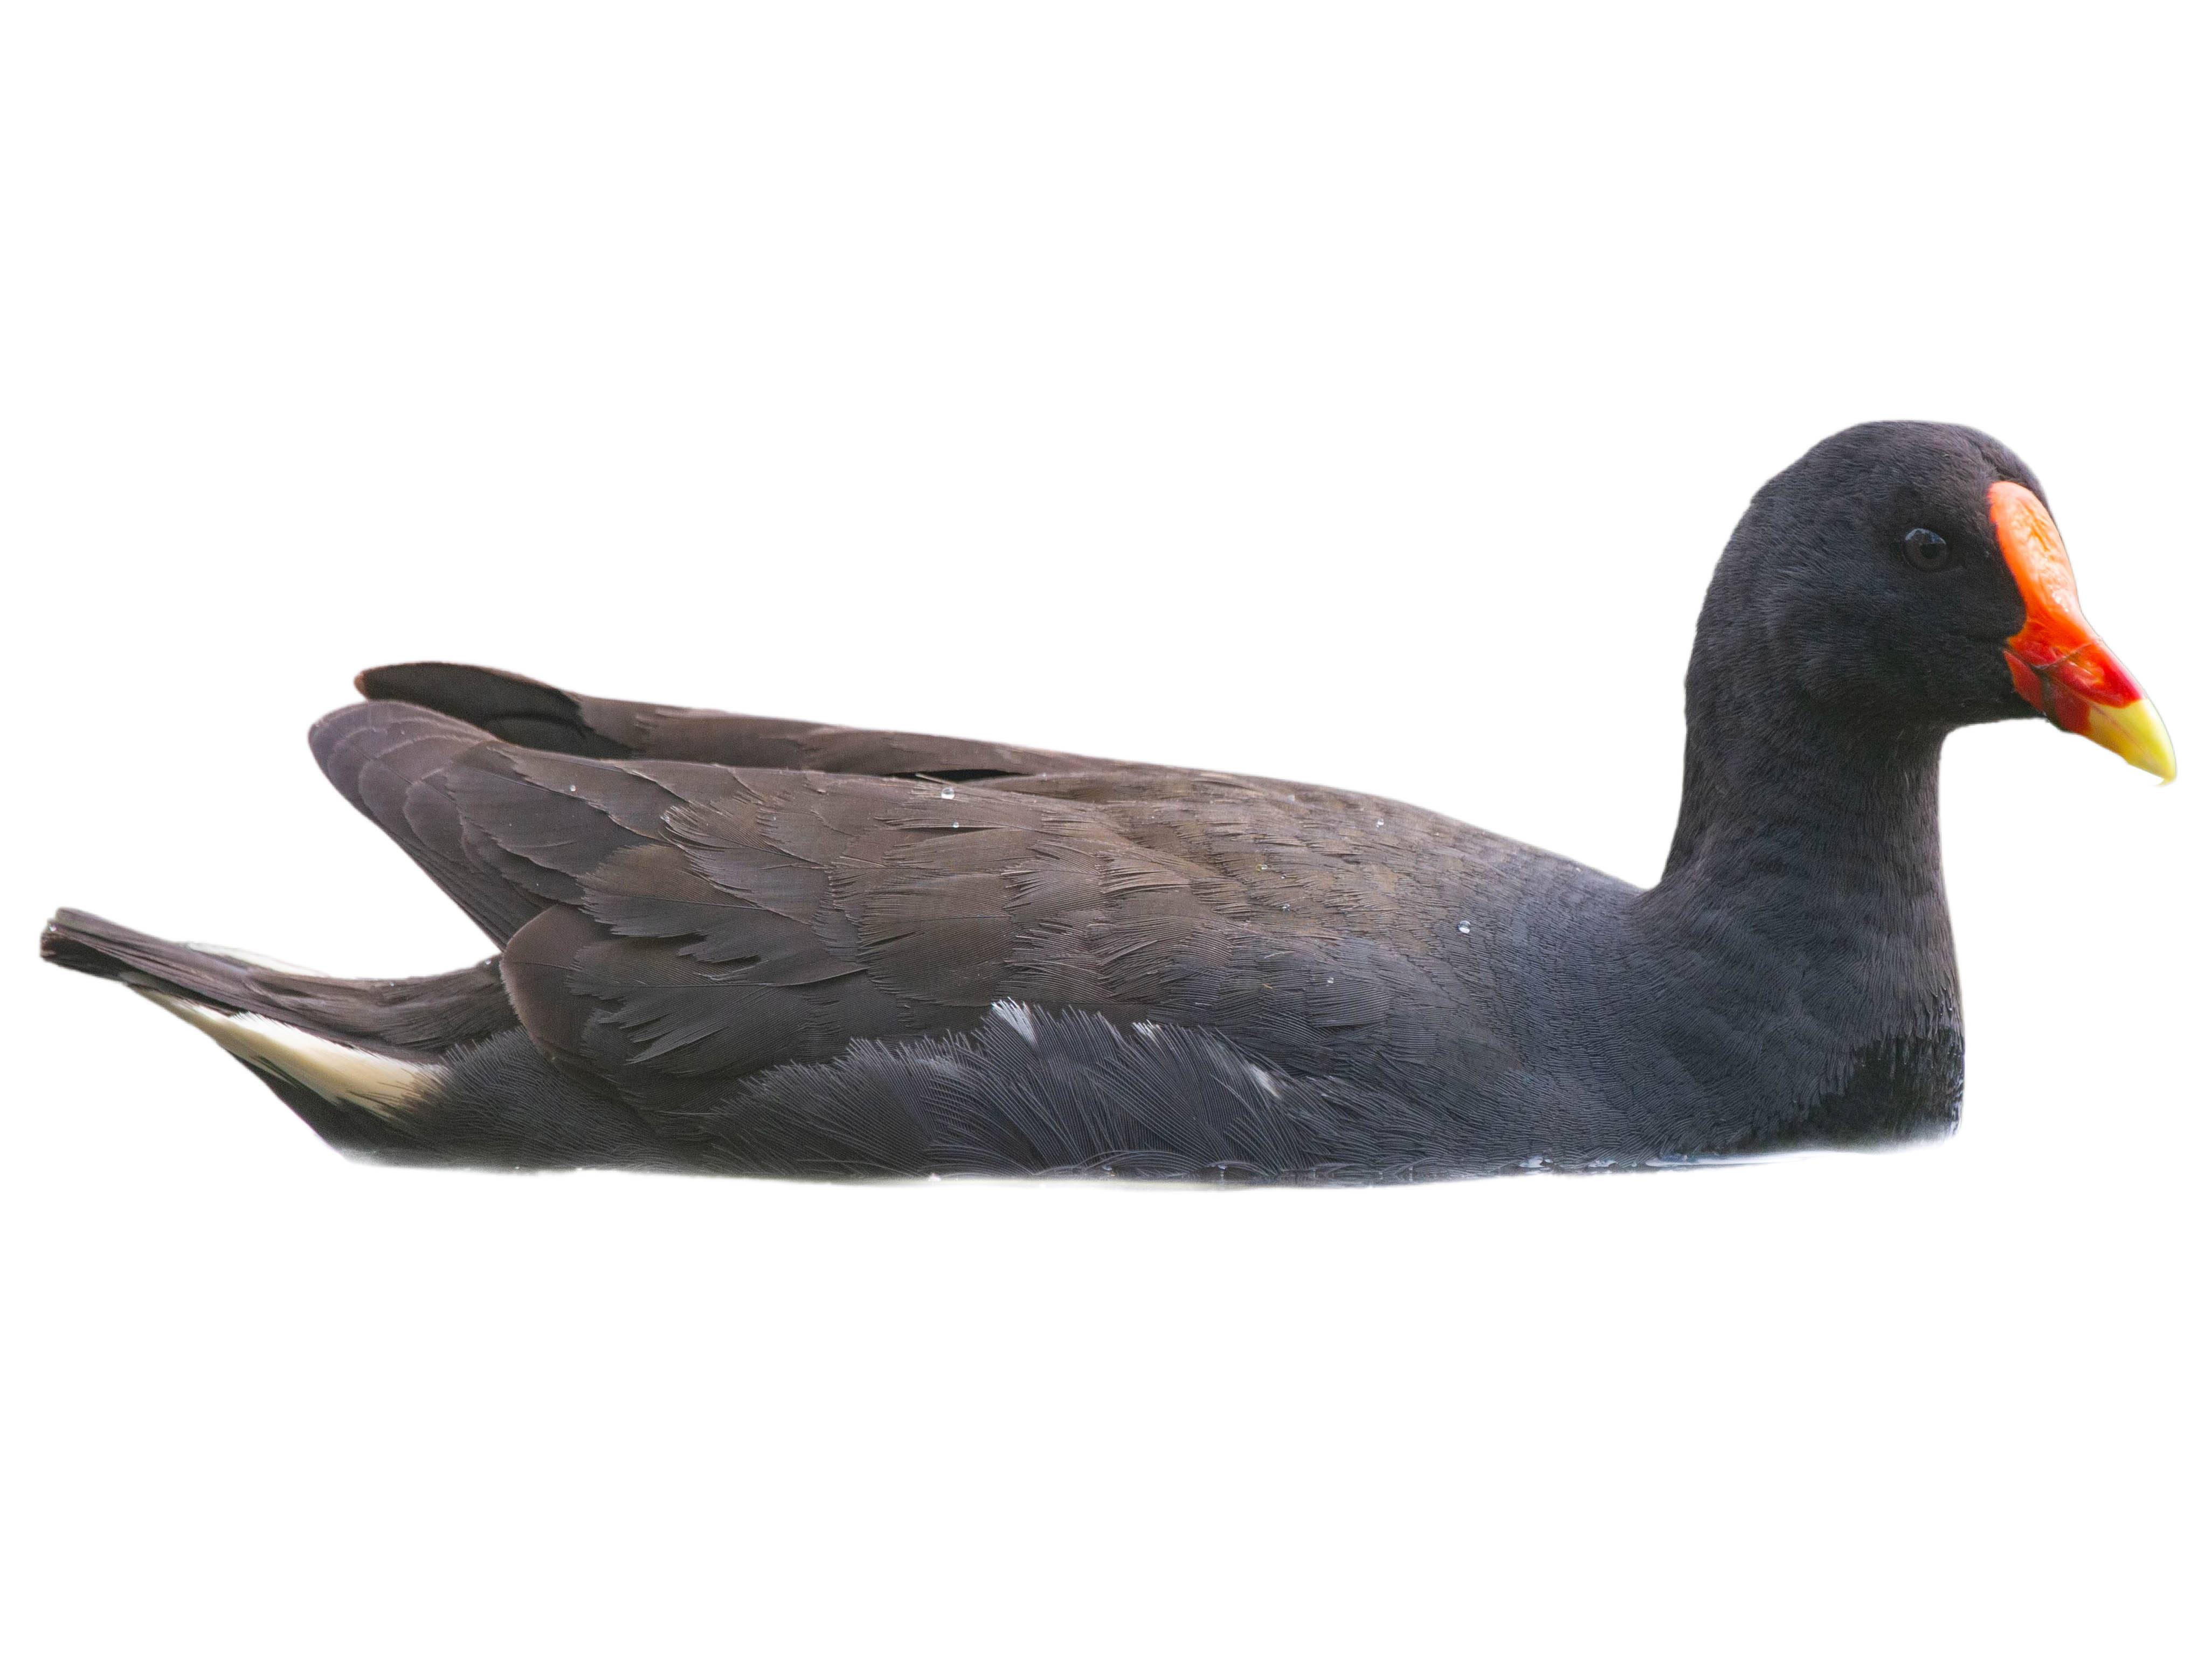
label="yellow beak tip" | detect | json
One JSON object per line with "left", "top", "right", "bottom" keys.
{"left": 2083, "top": 698, "right": 2177, "bottom": 783}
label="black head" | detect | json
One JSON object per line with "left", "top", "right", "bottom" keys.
{"left": 1688, "top": 421, "right": 2171, "bottom": 776}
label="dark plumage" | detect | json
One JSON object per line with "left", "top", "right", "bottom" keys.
{"left": 40, "top": 423, "right": 2174, "bottom": 1181}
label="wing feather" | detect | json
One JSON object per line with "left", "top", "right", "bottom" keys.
{"left": 355, "top": 660, "right": 1139, "bottom": 779}
{"left": 313, "top": 690, "right": 1509, "bottom": 1114}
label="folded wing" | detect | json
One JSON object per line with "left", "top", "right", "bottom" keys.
{"left": 317, "top": 665, "right": 1525, "bottom": 1121}
{"left": 307, "top": 700, "right": 1309, "bottom": 1112}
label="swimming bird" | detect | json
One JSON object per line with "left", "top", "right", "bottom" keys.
{"left": 41, "top": 422, "right": 2174, "bottom": 1181}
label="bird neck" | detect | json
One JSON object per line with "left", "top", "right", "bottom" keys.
{"left": 1621, "top": 680, "right": 1964, "bottom": 1155}
{"left": 1656, "top": 698, "right": 1948, "bottom": 916}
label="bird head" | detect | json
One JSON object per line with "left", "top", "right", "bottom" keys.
{"left": 1702, "top": 420, "right": 2173, "bottom": 780}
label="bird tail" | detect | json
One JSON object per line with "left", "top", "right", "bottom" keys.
{"left": 38, "top": 908, "right": 517, "bottom": 1138}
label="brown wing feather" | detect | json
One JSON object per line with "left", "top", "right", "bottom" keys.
{"left": 355, "top": 661, "right": 1136, "bottom": 779}
{"left": 313, "top": 695, "right": 1516, "bottom": 1116}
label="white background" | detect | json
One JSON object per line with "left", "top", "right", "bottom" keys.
{"left": 4, "top": 5, "right": 2206, "bottom": 1655}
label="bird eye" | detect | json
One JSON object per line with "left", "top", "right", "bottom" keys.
{"left": 1902, "top": 528, "right": 1950, "bottom": 571}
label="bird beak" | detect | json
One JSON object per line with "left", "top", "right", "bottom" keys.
{"left": 1988, "top": 481, "right": 2176, "bottom": 782}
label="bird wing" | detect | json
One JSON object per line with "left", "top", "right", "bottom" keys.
{"left": 309, "top": 700, "right": 1470, "bottom": 1113}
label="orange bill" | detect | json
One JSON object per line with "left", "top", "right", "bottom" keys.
{"left": 1988, "top": 480, "right": 2175, "bottom": 780}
